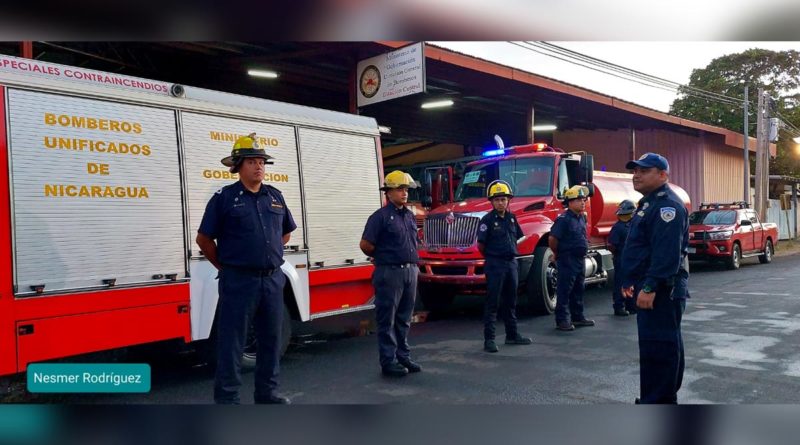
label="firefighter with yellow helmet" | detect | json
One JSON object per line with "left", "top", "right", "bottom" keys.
{"left": 548, "top": 185, "right": 595, "bottom": 331}
{"left": 477, "top": 180, "right": 532, "bottom": 353}
{"left": 196, "top": 133, "right": 296, "bottom": 404}
{"left": 360, "top": 170, "right": 422, "bottom": 377}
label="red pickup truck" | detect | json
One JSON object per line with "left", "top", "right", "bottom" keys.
{"left": 688, "top": 202, "right": 778, "bottom": 270}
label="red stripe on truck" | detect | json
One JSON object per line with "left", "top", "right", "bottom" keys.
{"left": 0, "top": 86, "right": 17, "bottom": 375}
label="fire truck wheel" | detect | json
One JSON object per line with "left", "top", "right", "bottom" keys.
{"left": 419, "top": 284, "right": 456, "bottom": 313}
{"left": 726, "top": 242, "right": 741, "bottom": 270}
{"left": 200, "top": 303, "right": 293, "bottom": 370}
{"left": 759, "top": 239, "right": 773, "bottom": 264}
{"left": 241, "top": 303, "right": 293, "bottom": 369}
{"left": 527, "top": 246, "right": 557, "bottom": 315}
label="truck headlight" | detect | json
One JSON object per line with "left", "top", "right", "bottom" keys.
{"left": 708, "top": 230, "right": 733, "bottom": 240}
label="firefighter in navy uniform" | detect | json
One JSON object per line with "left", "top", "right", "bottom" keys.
{"left": 477, "top": 181, "right": 533, "bottom": 353}
{"left": 548, "top": 185, "right": 596, "bottom": 331}
{"left": 608, "top": 199, "right": 637, "bottom": 316}
{"left": 196, "top": 133, "right": 297, "bottom": 404}
{"left": 620, "top": 152, "right": 689, "bottom": 404}
{"left": 360, "top": 170, "right": 422, "bottom": 378}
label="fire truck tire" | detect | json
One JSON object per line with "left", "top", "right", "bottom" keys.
{"left": 726, "top": 242, "right": 741, "bottom": 270}
{"left": 759, "top": 239, "right": 773, "bottom": 264}
{"left": 419, "top": 283, "right": 456, "bottom": 313}
{"left": 199, "top": 303, "right": 292, "bottom": 370}
{"left": 241, "top": 303, "right": 292, "bottom": 369}
{"left": 527, "top": 246, "right": 557, "bottom": 315}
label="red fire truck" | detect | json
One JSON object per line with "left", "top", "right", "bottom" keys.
{"left": 417, "top": 143, "right": 691, "bottom": 313}
{"left": 0, "top": 55, "right": 384, "bottom": 379}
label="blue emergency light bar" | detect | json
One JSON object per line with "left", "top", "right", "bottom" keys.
{"left": 482, "top": 148, "right": 505, "bottom": 157}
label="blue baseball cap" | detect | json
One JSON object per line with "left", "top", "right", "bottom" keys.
{"left": 625, "top": 152, "right": 669, "bottom": 173}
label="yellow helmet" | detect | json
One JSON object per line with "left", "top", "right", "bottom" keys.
{"left": 563, "top": 185, "right": 589, "bottom": 203}
{"left": 381, "top": 170, "right": 418, "bottom": 190}
{"left": 220, "top": 132, "right": 275, "bottom": 173}
{"left": 487, "top": 180, "right": 513, "bottom": 200}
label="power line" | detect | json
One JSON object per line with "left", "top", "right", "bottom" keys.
{"left": 776, "top": 112, "right": 800, "bottom": 136}
{"left": 532, "top": 41, "right": 747, "bottom": 107}
{"left": 506, "top": 41, "right": 678, "bottom": 95}
{"left": 508, "top": 41, "right": 746, "bottom": 109}
{"left": 521, "top": 41, "right": 743, "bottom": 107}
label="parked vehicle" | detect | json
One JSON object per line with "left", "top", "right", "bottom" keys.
{"left": 0, "top": 54, "right": 384, "bottom": 378}
{"left": 417, "top": 142, "right": 691, "bottom": 313}
{"left": 688, "top": 202, "right": 778, "bottom": 269}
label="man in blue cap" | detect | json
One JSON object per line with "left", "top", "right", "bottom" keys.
{"left": 620, "top": 152, "right": 689, "bottom": 404}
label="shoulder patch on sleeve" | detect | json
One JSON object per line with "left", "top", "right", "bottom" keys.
{"left": 660, "top": 207, "right": 676, "bottom": 222}
{"left": 479, "top": 224, "right": 488, "bottom": 232}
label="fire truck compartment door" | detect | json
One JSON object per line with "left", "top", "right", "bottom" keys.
{"left": 298, "top": 128, "right": 382, "bottom": 268}
{"left": 7, "top": 89, "right": 186, "bottom": 296}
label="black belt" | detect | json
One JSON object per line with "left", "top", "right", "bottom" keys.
{"left": 485, "top": 255, "right": 516, "bottom": 261}
{"left": 223, "top": 265, "right": 276, "bottom": 277}
{"left": 378, "top": 263, "right": 417, "bottom": 269}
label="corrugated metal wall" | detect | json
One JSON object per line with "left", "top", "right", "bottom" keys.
{"left": 702, "top": 134, "right": 745, "bottom": 205}
{"left": 554, "top": 129, "right": 630, "bottom": 173}
{"left": 555, "top": 129, "right": 704, "bottom": 209}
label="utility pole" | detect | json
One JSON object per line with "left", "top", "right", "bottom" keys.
{"left": 755, "top": 89, "right": 766, "bottom": 220}
{"left": 743, "top": 85, "right": 750, "bottom": 204}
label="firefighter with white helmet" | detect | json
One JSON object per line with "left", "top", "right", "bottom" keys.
{"left": 360, "top": 170, "right": 422, "bottom": 377}
{"left": 196, "top": 133, "right": 296, "bottom": 404}
{"left": 477, "top": 180, "right": 532, "bottom": 353}
{"left": 549, "top": 185, "right": 596, "bottom": 331}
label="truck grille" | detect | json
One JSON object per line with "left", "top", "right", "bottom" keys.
{"left": 424, "top": 214, "right": 480, "bottom": 248}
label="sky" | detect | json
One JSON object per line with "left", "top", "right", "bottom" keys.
{"left": 433, "top": 42, "right": 800, "bottom": 113}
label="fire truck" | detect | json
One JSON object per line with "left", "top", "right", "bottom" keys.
{"left": 0, "top": 55, "right": 384, "bottom": 378}
{"left": 417, "top": 143, "right": 691, "bottom": 313}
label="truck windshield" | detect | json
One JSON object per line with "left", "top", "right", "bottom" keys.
{"left": 455, "top": 157, "right": 554, "bottom": 201}
{"left": 689, "top": 210, "right": 736, "bottom": 225}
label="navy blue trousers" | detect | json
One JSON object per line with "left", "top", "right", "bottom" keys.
{"left": 214, "top": 267, "right": 285, "bottom": 404}
{"left": 373, "top": 265, "right": 418, "bottom": 368}
{"left": 555, "top": 254, "right": 586, "bottom": 324}
{"left": 483, "top": 258, "right": 520, "bottom": 340}
{"left": 637, "top": 286, "right": 686, "bottom": 404}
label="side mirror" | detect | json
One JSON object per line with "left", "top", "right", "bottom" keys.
{"left": 443, "top": 166, "right": 454, "bottom": 203}
{"left": 422, "top": 170, "right": 433, "bottom": 208}
{"left": 740, "top": 219, "right": 752, "bottom": 226}
{"left": 580, "top": 154, "right": 594, "bottom": 183}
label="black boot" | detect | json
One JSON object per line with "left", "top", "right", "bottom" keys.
{"left": 381, "top": 362, "right": 409, "bottom": 377}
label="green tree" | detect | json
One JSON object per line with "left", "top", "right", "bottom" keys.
{"left": 670, "top": 49, "right": 800, "bottom": 176}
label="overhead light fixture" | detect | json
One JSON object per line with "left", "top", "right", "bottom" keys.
{"left": 794, "top": 136, "right": 800, "bottom": 144}
{"left": 248, "top": 69, "right": 279, "bottom": 79}
{"left": 421, "top": 100, "right": 454, "bottom": 109}
{"left": 378, "top": 125, "right": 392, "bottom": 134}
{"left": 532, "top": 124, "right": 557, "bottom": 131}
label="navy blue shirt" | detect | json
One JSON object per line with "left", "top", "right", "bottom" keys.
{"left": 608, "top": 220, "right": 631, "bottom": 264}
{"left": 362, "top": 204, "right": 419, "bottom": 266}
{"left": 620, "top": 183, "right": 689, "bottom": 298}
{"left": 198, "top": 181, "right": 297, "bottom": 270}
{"left": 477, "top": 210, "right": 524, "bottom": 260}
{"left": 551, "top": 210, "right": 588, "bottom": 257}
